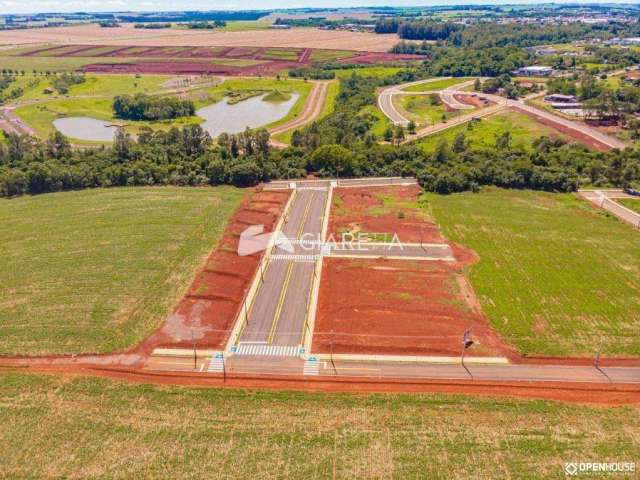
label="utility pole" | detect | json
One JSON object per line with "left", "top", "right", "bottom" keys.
{"left": 461, "top": 328, "right": 473, "bottom": 379}
{"left": 330, "top": 330, "right": 337, "bottom": 375}
{"left": 594, "top": 338, "right": 611, "bottom": 383}
{"left": 191, "top": 328, "right": 197, "bottom": 370}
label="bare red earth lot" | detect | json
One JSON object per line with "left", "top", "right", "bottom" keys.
{"left": 317, "top": 184, "right": 517, "bottom": 359}
{"left": 329, "top": 184, "right": 441, "bottom": 244}
{"left": 135, "top": 188, "right": 290, "bottom": 356}
{"left": 313, "top": 257, "right": 516, "bottom": 358}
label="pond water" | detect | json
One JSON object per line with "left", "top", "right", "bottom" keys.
{"left": 52, "top": 93, "right": 299, "bottom": 142}
{"left": 53, "top": 117, "right": 121, "bottom": 142}
{"left": 196, "top": 93, "right": 299, "bottom": 138}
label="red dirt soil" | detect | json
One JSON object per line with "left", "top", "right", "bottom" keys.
{"left": 329, "top": 184, "right": 441, "bottom": 244}
{"left": 454, "top": 93, "right": 491, "bottom": 108}
{"left": 132, "top": 188, "right": 290, "bottom": 358}
{"left": 320, "top": 184, "right": 519, "bottom": 358}
{"left": 313, "top": 257, "right": 518, "bottom": 359}
{"left": 18, "top": 365, "right": 640, "bottom": 406}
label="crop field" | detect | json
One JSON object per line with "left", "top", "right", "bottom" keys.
{"left": 308, "top": 49, "right": 355, "bottom": 63}
{"left": 0, "top": 24, "right": 402, "bottom": 52}
{"left": 402, "top": 77, "right": 472, "bottom": 92}
{"left": 427, "top": 188, "right": 640, "bottom": 357}
{"left": 3, "top": 40, "right": 421, "bottom": 77}
{"left": 0, "top": 187, "right": 244, "bottom": 355}
{"left": 417, "top": 111, "right": 568, "bottom": 152}
{"left": 618, "top": 198, "right": 640, "bottom": 213}
{"left": 1, "top": 372, "right": 638, "bottom": 478}
{"left": 0, "top": 56, "right": 138, "bottom": 73}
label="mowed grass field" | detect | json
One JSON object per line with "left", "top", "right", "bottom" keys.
{"left": 427, "top": 189, "right": 640, "bottom": 357}
{"left": 0, "top": 187, "right": 244, "bottom": 355}
{"left": 394, "top": 94, "right": 462, "bottom": 126}
{"left": 1, "top": 373, "right": 638, "bottom": 479}
{"left": 417, "top": 111, "right": 568, "bottom": 152}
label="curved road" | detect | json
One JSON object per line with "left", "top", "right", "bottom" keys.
{"left": 378, "top": 78, "right": 628, "bottom": 150}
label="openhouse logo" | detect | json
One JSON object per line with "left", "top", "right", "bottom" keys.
{"left": 564, "top": 462, "right": 636, "bottom": 476}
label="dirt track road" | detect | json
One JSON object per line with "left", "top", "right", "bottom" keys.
{"left": 0, "top": 107, "right": 35, "bottom": 136}
{"left": 269, "top": 80, "right": 330, "bottom": 147}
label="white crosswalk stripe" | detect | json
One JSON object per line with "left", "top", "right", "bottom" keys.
{"left": 207, "top": 353, "right": 225, "bottom": 373}
{"left": 235, "top": 343, "right": 301, "bottom": 357}
{"left": 303, "top": 357, "right": 320, "bottom": 376}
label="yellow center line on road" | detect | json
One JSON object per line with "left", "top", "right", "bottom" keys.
{"left": 267, "top": 192, "right": 315, "bottom": 344}
{"left": 236, "top": 258, "right": 272, "bottom": 343}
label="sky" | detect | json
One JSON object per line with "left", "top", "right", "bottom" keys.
{"left": 0, "top": 0, "right": 637, "bottom": 15}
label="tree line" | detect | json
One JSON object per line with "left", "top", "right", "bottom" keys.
{"left": 112, "top": 94, "right": 195, "bottom": 121}
{"left": 1, "top": 72, "right": 639, "bottom": 198}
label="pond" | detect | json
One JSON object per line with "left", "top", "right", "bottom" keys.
{"left": 52, "top": 93, "right": 299, "bottom": 142}
{"left": 53, "top": 117, "right": 121, "bottom": 142}
{"left": 196, "top": 93, "right": 299, "bottom": 138}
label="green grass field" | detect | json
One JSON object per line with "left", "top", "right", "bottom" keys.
{"left": 12, "top": 75, "right": 312, "bottom": 142}
{"left": 417, "top": 111, "right": 567, "bottom": 152}
{"left": 359, "top": 104, "right": 391, "bottom": 138}
{"left": 333, "top": 66, "right": 404, "bottom": 79}
{"left": 395, "top": 94, "right": 461, "bottom": 126}
{"left": 219, "top": 20, "right": 271, "bottom": 32}
{"left": 427, "top": 188, "right": 640, "bottom": 357}
{"left": 309, "top": 49, "right": 355, "bottom": 63}
{"left": 0, "top": 187, "right": 244, "bottom": 355}
{"left": 618, "top": 198, "right": 640, "bottom": 213}
{"left": 261, "top": 48, "right": 300, "bottom": 61}
{"left": 0, "top": 372, "right": 637, "bottom": 478}
{"left": 402, "top": 77, "right": 472, "bottom": 92}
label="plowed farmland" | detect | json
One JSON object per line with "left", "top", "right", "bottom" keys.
{"left": 7, "top": 42, "right": 424, "bottom": 76}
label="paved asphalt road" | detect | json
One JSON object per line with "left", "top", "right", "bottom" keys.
{"left": 220, "top": 356, "right": 640, "bottom": 384}
{"left": 378, "top": 78, "right": 626, "bottom": 150}
{"left": 239, "top": 188, "right": 328, "bottom": 347}
{"left": 579, "top": 189, "right": 640, "bottom": 227}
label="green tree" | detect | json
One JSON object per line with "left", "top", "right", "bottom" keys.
{"left": 310, "top": 144, "right": 353, "bottom": 176}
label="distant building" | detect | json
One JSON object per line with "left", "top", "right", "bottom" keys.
{"left": 270, "top": 24, "right": 291, "bottom": 29}
{"left": 515, "top": 66, "right": 554, "bottom": 77}
{"left": 544, "top": 94, "right": 577, "bottom": 103}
